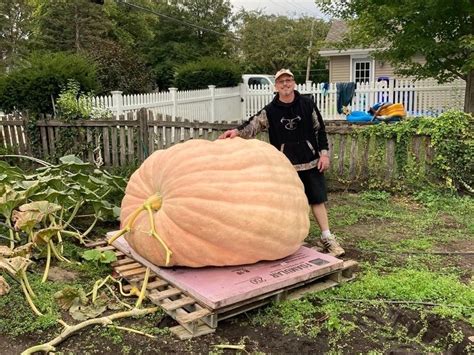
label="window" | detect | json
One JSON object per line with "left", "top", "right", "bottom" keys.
{"left": 353, "top": 59, "right": 372, "bottom": 83}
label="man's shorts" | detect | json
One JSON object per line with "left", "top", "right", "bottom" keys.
{"left": 297, "top": 168, "right": 328, "bottom": 205}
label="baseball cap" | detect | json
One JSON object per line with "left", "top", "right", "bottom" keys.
{"left": 275, "top": 69, "right": 294, "bottom": 81}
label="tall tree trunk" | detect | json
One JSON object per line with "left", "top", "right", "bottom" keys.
{"left": 464, "top": 69, "right": 474, "bottom": 115}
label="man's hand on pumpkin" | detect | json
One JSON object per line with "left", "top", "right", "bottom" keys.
{"left": 218, "top": 129, "right": 239, "bottom": 139}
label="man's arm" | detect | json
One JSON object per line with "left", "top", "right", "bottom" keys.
{"left": 312, "top": 104, "right": 330, "bottom": 172}
{"left": 219, "top": 110, "right": 269, "bottom": 139}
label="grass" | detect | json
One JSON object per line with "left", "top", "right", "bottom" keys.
{"left": 252, "top": 189, "right": 474, "bottom": 353}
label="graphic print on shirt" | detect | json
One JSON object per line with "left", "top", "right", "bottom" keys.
{"left": 280, "top": 115, "right": 301, "bottom": 130}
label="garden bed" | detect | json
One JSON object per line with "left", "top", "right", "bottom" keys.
{"left": 1, "top": 191, "right": 472, "bottom": 354}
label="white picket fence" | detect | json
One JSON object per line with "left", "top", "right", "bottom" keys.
{"left": 93, "top": 79, "right": 465, "bottom": 122}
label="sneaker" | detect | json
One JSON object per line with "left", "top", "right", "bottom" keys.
{"left": 320, "top": 235, "right": 345, "bottom": 257}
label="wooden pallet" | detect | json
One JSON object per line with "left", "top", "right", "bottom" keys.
{"left": 85, "top": 239, "right": 358, "bottom": 340}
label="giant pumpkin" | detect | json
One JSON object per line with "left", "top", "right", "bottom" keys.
{"left": 111, "top": 138, "right": 309, "bottom": 267}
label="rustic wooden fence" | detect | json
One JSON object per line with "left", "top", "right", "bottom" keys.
{"left": 0, "top": 112, "right": 31, "bottom": 155}
{"left": 0, "top": 110, "right": 433, "bottom": 188}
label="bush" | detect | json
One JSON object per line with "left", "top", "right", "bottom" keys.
{"left": 173, "top": 57, "right": 241, "bottom": 90}
{"left": 0, "top": 51, "right": 98, "bottom": 114}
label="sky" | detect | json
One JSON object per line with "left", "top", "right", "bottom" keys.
{"left": 229, "top": 0, "right": 327, "bottom": 19}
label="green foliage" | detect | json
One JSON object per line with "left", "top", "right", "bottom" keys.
{"left": 235, "top": 13, "right": 330, "bottom": 82}
{"left": 173, "top": 57, "right": 241, "bottom": 90}
{"left": 0, "top": 0, "right": 34, "bottom": 73}
{"left": 82, "top": 249, "right": 117, "bottom": 264}
{"left": 0, "top": 51, "right": 98, "bottom": 114}
{"left": 148, "top": 0, "right": 235, "bottom": 89}
{"left": 353, "top": 111, "right": 473, "bottom": 193}
{"left": 318, "top": 0, "right": 473, "bottom": 82}
{"left": 56, "top": 79, "right": 112, "bottom": 120}
{"left": 32, "top": 0, "right": 111, "bottom": 53}
{"left": 86, "top": 41, "right": 154, "bottom": 95}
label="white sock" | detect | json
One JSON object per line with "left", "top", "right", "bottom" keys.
{"left": 321, "top": 230, "right": 331, "bottom": 239}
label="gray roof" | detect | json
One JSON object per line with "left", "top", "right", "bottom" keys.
{"left": 320, "top": 19, "right": 365, "bottom": 51}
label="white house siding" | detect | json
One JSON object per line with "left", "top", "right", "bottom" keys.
{"left": 329, "top": 55, "right": 351, "bottom": 82}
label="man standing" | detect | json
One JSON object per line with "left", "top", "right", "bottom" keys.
{"left": 219, "top": 69, "right": 344, "bottom": 257}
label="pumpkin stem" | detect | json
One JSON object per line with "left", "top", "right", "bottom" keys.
{"left": 108, "top": 194, "right": 172, "bottom": 266}
{"left": 145, "top": 205, "right": 172, "bottom": 265}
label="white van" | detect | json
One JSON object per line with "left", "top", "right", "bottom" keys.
{"left": 242, "top": 74, "right": 275, "bottom": 87}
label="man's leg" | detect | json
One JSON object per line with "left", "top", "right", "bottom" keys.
{"left": 311, "top": 203, "right": 345, "bottom": 257}
{"left": 311, "top": 203, "right": 329, "bottom": 231}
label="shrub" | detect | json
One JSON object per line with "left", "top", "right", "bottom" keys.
{"left": 0, "top": 51, "right": 98, "bottom": 114}
{"left": 173, "top": 57, "right": 241, "bottom": 90}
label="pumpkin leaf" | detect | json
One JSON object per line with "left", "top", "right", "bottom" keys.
{"left": 54, "top": 286, "right": 88, "bottom": 310}
{"left": 19, "top": 201, "right": 62, "bottom": 215}
{"left": 82, "top": 249, "right": 101, "bottom": 261}
{"left": 12, "top": 209, "right": 43, "bottom": 232}
{"left": 12, "top": 243, "right": 33, "bottom": 258}
{"left": 0, "top": 256, "right": 30, "bottom": 276}
{"left": 0, "top": 187, "right": 26, "bottom": 218}
{"left": 99, "top": 251, "right": 117, "bottom": 264}
{"left": 0, "top": 246, "right": 13, "bottom": 257}
{"left": 59, "top": 155, "right": 89, "bottom": 166}
{"left": 0, "top": 276, "right": 10, "bottom": 296}
{"left": 69, "top": 303, "right": 107, "bottom": 321}
{"left": 32, "top": 226, "right": 62, "bottom": 244}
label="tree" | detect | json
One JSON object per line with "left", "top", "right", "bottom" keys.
{"left": 33, "top": 0, "right": 112, "bottom": 53}
{"left": 0, "top": 0, "right": 34, "bottom": 72}
{"left": 235, "top": 12, "right": 329, "bottom": 83}
{"left": 87, "top": 41, "right": 153, "bottom": 94}
{"left": 147, "top": 0, "right": 235, "bottom": 89}
{"left": 317, "top": 0, "right": 474, "bottom": 114}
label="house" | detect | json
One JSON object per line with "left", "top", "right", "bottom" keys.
{"left": 318, "top": 20, "right": 424, "bottom": 83}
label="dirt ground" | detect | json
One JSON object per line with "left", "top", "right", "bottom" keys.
{"left": 1, "top": 192, "right": 473, "bottom": 354}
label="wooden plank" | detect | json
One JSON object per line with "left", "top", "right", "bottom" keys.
{"left": 338, "top": 134, "right": 346, "bottom": 176}
{"left": 386, "top": 139, "right": 395, "bottom": 179}
{"left": 111, "top": 257, "right": 135, "bottom": 267}
{"left": 176, "top": 308, "right": 211, "bottom": 324}
{"left": 84, "top": 240, "right": 108, "bottom": 248}
{"left": 183, "top": 119, "right": 191, "bottom": 141}
{"left": 148, "top": 287, "right": 183, "bottom": 302}
{"left": 114, "top": 262, "right": 142, "bottom": 272}
{"left": 161, "top": 296, "right": 196, "bottom": 312}
{"left": 86, "top": 128, "right": 93, "bottom": 163}
{"left": 15, "top": 120, "right": 26, "bottom": 154}
{"left": 155, "top": 114, "right": 164, "bottom": 150}
{"left": 126, "top": 112, "right": 135, "bottom": 163}
{"left": 111, "top": 125, "right": 118, "bottom": 167}
{"left": 8, "top": 118, "right": 18, "bottom": 154}
{"left": 148, "top": 111, "right": 155, "bottom": 154}
{"left": 348, "top": 135, "right": 358, "bottom": 180}
{"left": 103, "top": 126, "right": 110, "bottom": 166}
{"left": 36, "top": 119, "right": 139, "bottom": 127}
{"left": 47, "top": 126, "right": 56, "bottom": 157}
{"left": 165, "top": 115, "right": 172, "bottom": 148}
{"left": 119, "top": 266, "right": 147, "bottom": 277}
{"left": 175, "top": 117, "right": 182, "bottom": 144}
{"left": 2, "top": 116, "right": 11, "bottom": 147}
{"left": 0, "top": 117, "right": 6, "bottom": 147}
{"left": 360, "top": 136, "right": 370, "bottom": 180}
{"left": 40, "top": 125, "right": 48, "bottom": 156}
{"left": 122, "top": 278, "right": 168, "bottom": 292}
{"left": 97, "top": 245, "right": 116, "bottom": 251}
{"left": 119, "top": 115, "right": 126, "bottom": 166}
{"left": 169, "top": 324, "right": 215, "bottom": 340}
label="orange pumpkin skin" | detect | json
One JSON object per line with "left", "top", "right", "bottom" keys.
{"left": 121, "top": 138, "right": 309, "bottom": 267}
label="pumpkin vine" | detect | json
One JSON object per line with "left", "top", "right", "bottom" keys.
{"left": 108, "top": 193, "right": 173, "bottom": 265}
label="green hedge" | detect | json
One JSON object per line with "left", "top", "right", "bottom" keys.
{"left": 0, "top": 51, "right": 98, "bottom": 115}
{"left": 173, "top": 57, "right": 241, "bottom": 90}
